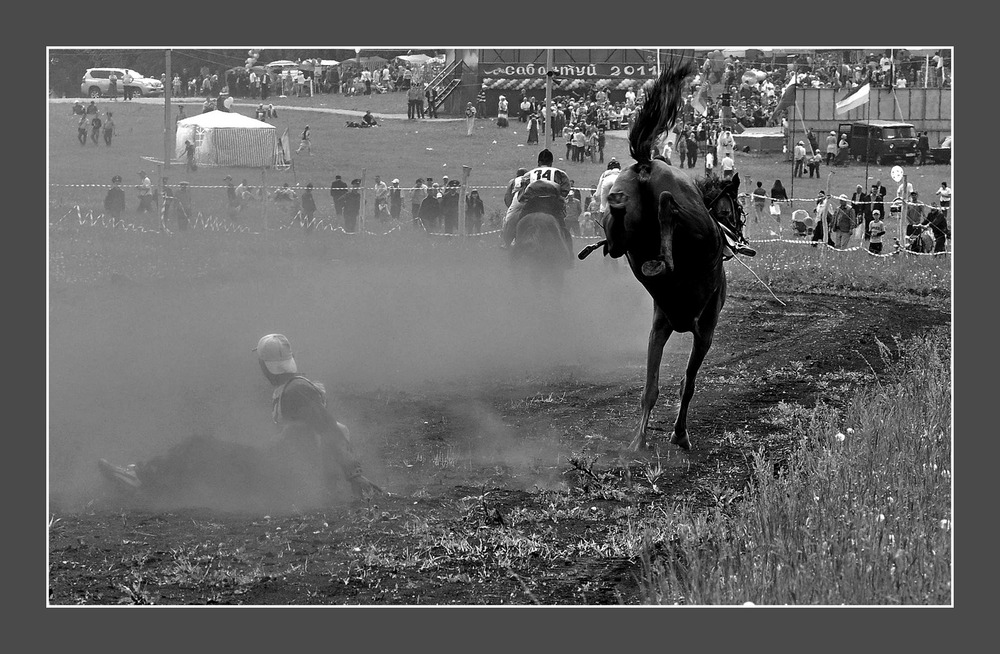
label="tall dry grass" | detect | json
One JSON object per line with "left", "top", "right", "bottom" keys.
{"left": 638, "top": 334, "right": 952, "bottom": 605}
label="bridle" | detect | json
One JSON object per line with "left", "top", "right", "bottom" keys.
{"left": 704, "top": 183, "right": 746, "bottom": 234}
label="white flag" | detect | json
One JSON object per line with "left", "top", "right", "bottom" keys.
{"left": 836, "top": 83, "right": 871, "bottom": 115}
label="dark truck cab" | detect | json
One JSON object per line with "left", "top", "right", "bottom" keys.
{"left": 838, "top": 120, "right": 918, "bottom": 165}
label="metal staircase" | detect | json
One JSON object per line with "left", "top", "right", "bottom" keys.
{"left": 425, "top": 60, "right": 464, "bottom": 113}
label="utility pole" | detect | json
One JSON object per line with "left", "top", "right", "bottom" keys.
{"left": 544, "top": 49, "right": 553, "bottom": 152}
{"left": 164, "top": 49, "right": 172, "bottom": 170}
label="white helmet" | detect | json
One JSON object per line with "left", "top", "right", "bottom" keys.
{"left": 255, "top": 334, "right": 297, "bottom": 374}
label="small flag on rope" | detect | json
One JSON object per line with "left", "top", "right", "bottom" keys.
{"left": 836, "top": 83, "right": 871, "bottom": 115}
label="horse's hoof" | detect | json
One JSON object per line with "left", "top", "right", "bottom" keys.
{"left": 641, "top": 259, "right": 667, "bottom": 277}
{"left": 670, "top": 433, "right": 691, "bottom": 451}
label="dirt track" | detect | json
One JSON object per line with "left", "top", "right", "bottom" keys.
{"left": 49, "top": 269, "right": 949, "bottom": 604}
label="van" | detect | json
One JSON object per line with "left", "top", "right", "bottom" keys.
{"left": 838, "top": 120, "right": 918, "bottom": 165}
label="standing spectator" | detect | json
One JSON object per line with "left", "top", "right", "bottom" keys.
{"left": 836, "top": 133, "right": 850, "bottom": 164}
{"left": 851, "top": 184, "right": 872, "bottom": 239}
{"left": 76, "top": 114, "right": 89, "bottom": 146}
{"left": 175, "top": 181, "right": 192, "bottom": 231}
{"left": 597, "top": 127, "right": 606, "bottom": 164}
{"left": 102, "top": 112, "right": 115, "bottom": 146}
{"left": 921, "top": 205, "right": 951, "bottom": 252}
{"left": 108, "top": 72, "right": 118, "bottom": 102}
{"left": 418, "top": 184, "right": 442, "bottom": 231}
{"left": 296, "top": 125, "right": 311, "bottom": 155}
{"left": 563, "top": 124, "right": 574, "bottom": 161}
{"left": 497, "top": 95, "right": 509, "bottom": 127}
{"left": 793, "top": 140, "right": 807, "bottom": 177}
{"left": 136, "top": 170, "right": 155, "bottom": 214}
{"left": 808, "top": 149, "right": 822, "bottom": 178}
{"left": 123, "top": 70, "right": 134, "bottom": 100}
{"left": 934, "top": 181, "right": 952, "bottom": 215}
{"left": 425, "top": 85, "right": 438, "bottom": 119}
{"left": 466, "top": 102, "right": 477, "bottom": 136}
{"left": 564, "top": 191, "right": 582, "bottom": 237}
{"left": 825, "top": 130, "right": 838, "bottom": 165}
{"left": 870, "top": 183, "right": 886, "bottom": 225}
{"left": 103, "top": 175, "right": 126, "bottom": 227}
{"left": 389, "top": 179, "right": 402, "bottom": 221}
{"left": 441, "top": 180, "right": 461, "bottom": 233}
{"left": 806, "top": 128, "right": 819, "bottom": 155}
{"left": 477, "top": 88, "right": 487, "bottom": 118}
{"left": 372, "top": 175, "right": 389, "bottom": 220}
{"left": 769, "top": 179, "right": 788, "bottom": 228}
{"left": 526, "top": 114, "right": 539, "bottom": 145}
{"left": 573, "top": 125, "right": 586, "bottom": 163}
{"left": 89, "top": 112, "right": 102, "bottom": 145}
{"left": 832, "top": 194, "right": 858, "bottom": 249}
{"left": 224, "top": 175, "right": 241, "bottom": 220}
{"left": 465, "top": 189, "right": 484, "bottom": 234}
{"left": 182, "top": 140, "right": 197, "bottom": 172}
{"left": 686, "top": 132, "right": 698, "bottom": 168}
{"left": 172, "top": 74, "right": 182, "bottom": 97}
{"left": 407, "top": 83, "right": 419, "bottom": 120}
{"left": 588, "top": 127, "right": 599, "bottom": 163}
{"left": 917, "top": 131, "right": 930, "bottom": 165}
{"left": 716, "top": 128, "right": 735, "bottom": 164}
{"left": 300, "top": 183, "right": 317, "bottom": 232}
{"left": 868, "top": 209, "right": 886, "bottom": 254}
{"left": 361, "top": 67, "right": 372, "bottom": 95}
{"left": 676, "top": 132, "right": 688, "bottom": 168}
{"left": 410, "top": 178, "right": 427, "bottom": 226}
{"left": 342, "top": 179, "right": 362, "bottom": 233}
{"left": 750, "top": 180, "right": 768, "bottom": 224}
{"left": 519, "top": 95, "right": 531, "bottom": 122}
{"left": 720, "top": 151, "right": 735, "bottom": 180}
{"left": 329, "top": 175, "right": 348, "bottom": 217}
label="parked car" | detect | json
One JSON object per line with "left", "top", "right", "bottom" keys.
{"left": 80, "top": 68, "right": 163, "bottom": 98}
{"left": 838, "top": 120, "right": 918, "bottom": 165}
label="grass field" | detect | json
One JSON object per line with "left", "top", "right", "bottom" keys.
{"left": 49, "top": 94, "right": 954, "bottom": 243}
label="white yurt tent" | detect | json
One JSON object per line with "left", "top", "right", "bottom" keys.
{"left": 175, "top": 110, "right": 278, "bottom": 167}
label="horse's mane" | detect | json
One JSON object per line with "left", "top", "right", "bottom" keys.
{"left": 628, "top": 58, "right": 697, "bottom": 165}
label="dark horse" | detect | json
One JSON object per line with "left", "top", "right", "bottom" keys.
{"left": 510, "top": 185, "right": 574, "bottom": 288}
{"left": 580, "top": 60, "right": 726, "bottom": 452}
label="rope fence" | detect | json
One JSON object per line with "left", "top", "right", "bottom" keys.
{"left": 49, "top": 180, "right": 951, "bottom": 257}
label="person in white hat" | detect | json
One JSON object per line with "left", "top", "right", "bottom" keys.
{"left": 832, "top": 193, "right": 858, "bottom": 249}
{"left": 825, "top": 131, "right": 838, "bottom": 166}
{"left": 254, "top": 333, "right": 382, "bottom": 500}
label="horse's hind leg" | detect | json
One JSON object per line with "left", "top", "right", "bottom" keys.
{"left": 629, "top": 304, "right": 672, "bottom": 451}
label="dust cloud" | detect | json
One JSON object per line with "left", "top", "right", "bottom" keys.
{"left": 49, "top": 234, "right": 654, "bottom": 512}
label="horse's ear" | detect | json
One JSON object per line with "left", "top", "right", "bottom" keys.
{"left": 730, "top": 172, "right": 741, "bottom": 191}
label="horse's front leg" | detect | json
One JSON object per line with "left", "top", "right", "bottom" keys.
{"left": 629, "top": 305, "right": 672, "bottom": 451}
{"left": 670, "top": 304, "right": 720, "bottom": 451}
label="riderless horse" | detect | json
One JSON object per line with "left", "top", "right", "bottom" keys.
{"left": 579, "top": 60, "right": 726, "bottom": 452}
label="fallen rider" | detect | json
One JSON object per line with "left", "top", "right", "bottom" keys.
{"left": 99, "top": 333, "right": 383, "bottom": 510}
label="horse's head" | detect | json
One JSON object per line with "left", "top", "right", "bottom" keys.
{"left": 605, "top": 160, "right": 719, "bottom": 277}
{"left": 702, "top": 172, "right": 744, "bottom": 235}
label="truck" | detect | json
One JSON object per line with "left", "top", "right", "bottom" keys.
{"left": 838, "top": 120, "right": 918, "bottom": 165}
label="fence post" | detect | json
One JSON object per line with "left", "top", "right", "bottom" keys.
{"left": 459, "top": 165, "right": 471, "bottom": 236}
{"left": 360, "top": 168, "right": 367, "bottom": 235}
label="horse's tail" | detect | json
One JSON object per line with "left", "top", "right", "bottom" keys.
{"left": 628, "top": 57, "right": 697, "bottom": 165}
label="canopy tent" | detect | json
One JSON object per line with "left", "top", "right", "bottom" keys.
{"left": 175, "top": 110, "right": 278, "bottom": 168}
{"left": 266, "top": 60, "right": 299, "bottom": 68}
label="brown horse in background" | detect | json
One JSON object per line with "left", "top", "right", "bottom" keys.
{"left": 582, "top": 59, "right": 726, "bottom": 452}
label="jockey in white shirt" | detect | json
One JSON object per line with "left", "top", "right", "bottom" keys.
{"left": 501, "top": 148, "right": 573, "bottom": 250}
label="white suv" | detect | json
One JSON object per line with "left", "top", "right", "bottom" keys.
{"left": 81, "top": 68, "right": 164, "bottom": 98}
